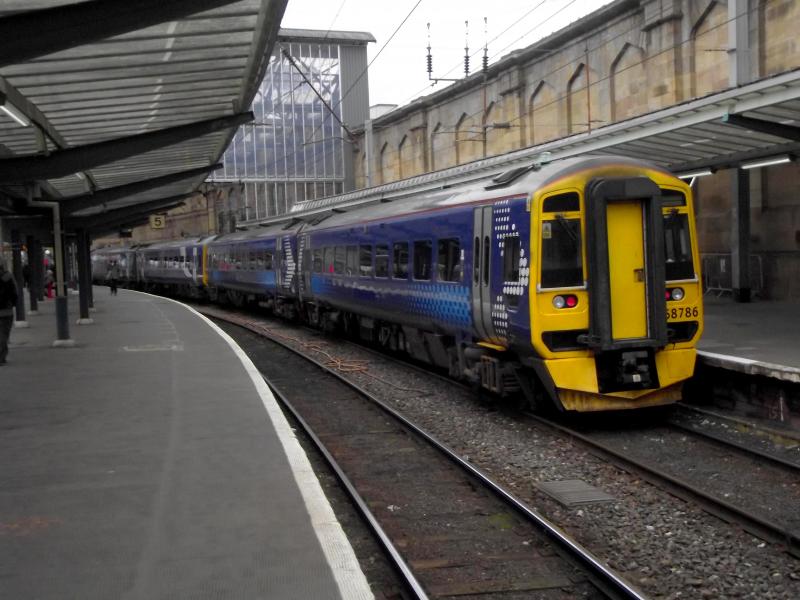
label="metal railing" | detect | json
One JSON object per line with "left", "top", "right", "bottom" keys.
{"left": 701, "top": 253, "right": 763, "bottom": 297}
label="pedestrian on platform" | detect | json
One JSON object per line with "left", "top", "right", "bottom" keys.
{"left": 22, "top": 263, "right": 30, "bottom": 288}
{"left": 44, "top": 268, "right": 54, "bottom": 299}
{"left": 0, "top": 259, "right": 18, "bottom": 365}
{"left": 107, "top": 261, "right": 121, "bottom": 296}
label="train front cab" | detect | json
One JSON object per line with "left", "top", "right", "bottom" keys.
{"left": 531, "top": 168, "right": 703, "bottom": 411}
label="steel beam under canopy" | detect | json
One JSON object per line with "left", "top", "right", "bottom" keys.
{"left": 722, "top": 113, "right": 800, "bottom": 142}
{"left": 62, "top": 163, "right": 223, "bottom": 215}
{"left": 0, "top": 0, "right": 246, "bottom": 68}
{"left": 0, "top": 113, "right": 253, "bottom": 183}
{"left": 67, "top": 195, "right": 190, "bottom": 230}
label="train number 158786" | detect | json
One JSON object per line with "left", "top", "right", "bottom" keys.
{"left": 668, "top": 306, "right": 699, "bottom": 320}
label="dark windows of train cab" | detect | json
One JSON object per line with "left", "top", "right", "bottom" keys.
{"left": 541, "top": 216, "right": 583, "bottom": 288}
{"left": 393, "top": 242, "right": 409, "bottom": 279}
{"left": 413, "top": 240, "right": 432, "bottom": 280}
{"left": 437, "top": 238, "right": 461, "bottom": 282}
{"left": 664, "top": 211, "right": 694, "bottom": 280}
{"left": 359, "top": 245, "right": 373, "bottom": 277}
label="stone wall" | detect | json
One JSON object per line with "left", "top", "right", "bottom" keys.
{"left": 357, "top": 0, "right": 800, "bottom": 187}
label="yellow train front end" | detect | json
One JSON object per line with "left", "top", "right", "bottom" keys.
{"left": 529, "top": 162, "right": 703, "bottom": 411}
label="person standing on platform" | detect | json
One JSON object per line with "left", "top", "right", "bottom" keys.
{"left": 22, "top": 262, "right": 30, "bottom": 288}
{"left": 44, "top": 267, "right": 54, "bottom": 299}
{"left": 0, "top": 259, "right": 18, "bottom": 365}
{"left": 107, "top": 261, "right": 121, "bottom": 296}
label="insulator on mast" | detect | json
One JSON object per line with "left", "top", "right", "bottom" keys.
{"left": 426, "top": 22, "right": 433, "bottom": 77}
{"left": 482, "top": 17, "right": 489, "bottom": 73}
{"left": 464, "top": 20, "right": 470, "bottom": 76}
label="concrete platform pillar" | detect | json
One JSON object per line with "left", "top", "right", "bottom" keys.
{"left": 31, "top": 239, "right": 44, "bottom": 302}
{"left": 26, "top": 235, "right": 39, "bottom": 315}
{"left": 11, "top": 229, "right": 28, "bottom": 328}
{"left": 52, "top": 217, "right": 74, "bottom": 348}
{"left": 76, "top": 229, "right": 93, "bottom": 325}
{"left": 731, "top": 168, "right": 751, "bottom": 303}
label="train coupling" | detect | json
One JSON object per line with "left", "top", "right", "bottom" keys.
{"left": 596, "top": 348, "right": 658, "bottom": 392}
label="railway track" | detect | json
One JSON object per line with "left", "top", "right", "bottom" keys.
{"left": 670, "top": 403, "right": 800, "bottom": 471}
{"left": 528, "top": 413, "right": 800, "bottom": 559}
{"left": 209, "top": 311, "right": 644, "bottom": 600}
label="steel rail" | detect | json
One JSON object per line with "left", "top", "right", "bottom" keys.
{"left": 263, "top": 377, "right": 429, "bottom": 600}
{"left": 526, "top": 412, "right": 800, "bottom": 559}
{"left": 667, "top": 420, "right": 800, "bottom": 474}
{"left": 209, "top": 308, "right": 646, "bottom": 600}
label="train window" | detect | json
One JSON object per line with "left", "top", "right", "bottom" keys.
{"left": 437, "top": 238, "right": 461, "bottom": 282}
{"left": 543, "top": 192, "right": 580, "bottom": 213}
{"left": 503, "top": 237, "right": 520, "bottom": 281}
{"left": 541, "top": 217, "right": 583, "bottom": 288}
{"left": 375, "top": 245, "right": 389, "bottom": 278}
{"left": 324, "top": 247, "right": 334, "bottom": 273}
{"left": 249, "top": 250, "right": 257, "bottom": 270}
{"left": 334, "top": 246, "right": 346, "bottom": 275}
{"left": 346, "top": 246, "right": 358, "bottom": 276}
{"left": 661, "top": 190, "right": 686, "bottom": 207}
{"left": 413, "top": 240, "right": 432, "bottom": 280}
{"left": 312, "top": 249, "right": 322, "bottom": 273}
{"left": 664, "top": 212, "right": 695, "bottom": 280}
{"left": 359, "top": 245, "right": 373, "bottom": 277}
{"left": 393, "top": 242, "right": 409, "bottom": 279}
{"left": 265, "top": 251, "right": 274, "bottom": 270}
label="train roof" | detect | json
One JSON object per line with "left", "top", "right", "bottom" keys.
{"left": 140, "top": 236, "right": 215, "bottom": 251}
{"left": 295, "top": 155, "right": 674, "bottom": 233}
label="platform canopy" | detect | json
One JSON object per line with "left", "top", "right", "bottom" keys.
{"left": 292, "top": 68, "right": 800, "bottom": 219}
{"left": 0, "top": 0, "right": 288, "bottom": 229}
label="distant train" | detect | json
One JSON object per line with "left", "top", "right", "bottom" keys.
{"left": 92, "top": 155, "right": 703, "bottom": 412}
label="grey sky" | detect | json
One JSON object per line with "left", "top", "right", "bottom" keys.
{"left": 282, "top": 0, "right": 615, "bottom": 107}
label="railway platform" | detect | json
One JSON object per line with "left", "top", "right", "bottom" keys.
{"left": 699, "top": 296, "right": 800, "bottom": 384}
{"left": 0, "top": 288, "right": 372, "bottom": 600}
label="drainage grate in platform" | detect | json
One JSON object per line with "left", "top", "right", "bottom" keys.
{"left": 536, "top": 479, "right": 615, "bottom": 507}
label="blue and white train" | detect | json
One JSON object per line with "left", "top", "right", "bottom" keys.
{"left": 92, "top": 155, "right": 704, "bottom": 412}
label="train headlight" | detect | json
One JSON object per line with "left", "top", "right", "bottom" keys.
{"left": 552, "top": 295, "right": 578, "bottom": 309}
{"left": 668, "top": 287, "right": 685, "bottom": 301}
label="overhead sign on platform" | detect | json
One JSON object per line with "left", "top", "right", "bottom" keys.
{"left": 150, "top": 214, "right": 166, "bottom": 229}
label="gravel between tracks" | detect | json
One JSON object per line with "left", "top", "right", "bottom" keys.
{"left": 213, "top": 309, "right": 800, "bottom": 599}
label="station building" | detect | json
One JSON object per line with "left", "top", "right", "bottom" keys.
{"left": 117, "top": 27, "right": 373, "bottom": 244}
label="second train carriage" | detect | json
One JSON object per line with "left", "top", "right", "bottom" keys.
{"left": 138, "top": 236, "right": 211, "bottom": 298}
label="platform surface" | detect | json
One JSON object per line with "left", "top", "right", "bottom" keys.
{"left": 698, "top": 296, "right": 800, "bottom": 382}
{"left": 0, "top": 288, "right": 372, "bottom": 600}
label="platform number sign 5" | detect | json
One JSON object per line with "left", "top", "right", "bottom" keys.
{"left": 150, "top": 214, "right": 165, "bottom": 229}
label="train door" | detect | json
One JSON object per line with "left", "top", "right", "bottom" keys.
{"left": 606, "top": 201, "right": 647, "bottom": 339}
{"left": 471, "top": 206, "right": 498, "bottom": 343}
{"left": 585, "top": 177, "right": 667, "bottom": 350}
